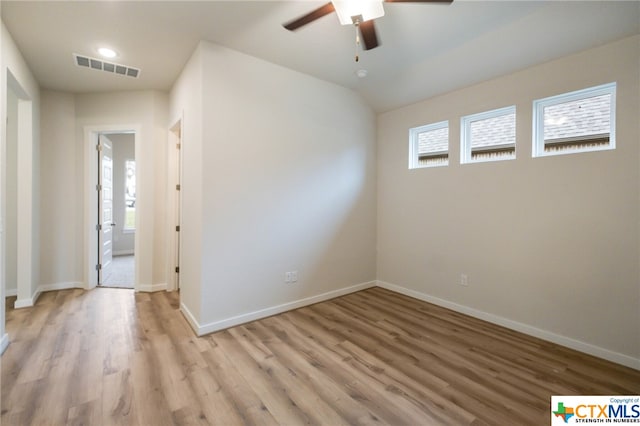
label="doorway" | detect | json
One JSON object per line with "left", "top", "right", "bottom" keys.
{"left": 5, "top": 86, "right": 19, "bottom": 299}
{"left": 167, "top": 120, "right": 182, "bottom": 291}
{"left": 4, "top": 72, "right": 34, "bottom": 309}
{"left": 84, "top": 126, "right": 139, "bottom": 290}
{"left": 97, "top": 132, "right": 136, "bottom": 289}
{"left": 2, "top": 71, "right": 35, "bottom": 353}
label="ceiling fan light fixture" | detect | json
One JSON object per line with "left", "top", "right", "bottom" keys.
{"left": 332, "top": 0, "right": 385, "bottom": 25}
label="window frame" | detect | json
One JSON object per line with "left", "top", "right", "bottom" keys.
{"left": 532, "top": 82, "right": 616, "bottom": 158}
{"left": 123, "top": 158, "right": 136, "bottom": 232}
{"left": 460, "top": 105, "right": 516, "bottom": 164}
{"left": 408, "top": 120, "right": 449, "bottom": 169}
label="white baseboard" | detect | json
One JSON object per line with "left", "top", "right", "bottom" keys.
{"left": 137, "top": 283, "right": 167, "bottom": 293}
{"left": 39, "top": 282, "right": 84, "bottom": 292}
{"left": 0, "top": 333, "right": 9, "bottom": 355}
{"left": 5, "top": 288, "right": 17, "bottom": 298}
{"left": 376, "top": 280, "right": 640, "bottom": 371}
{"left": 184, "top": 281, "right": 377, "bottom": 337}
{"left": 14, "top": 282, "right": 84, "bottom": 309}
{"left": 180, "top": 302, "right": 200, "bottom": 335}
{"left": 14, "top": 294, "right": 38, "bottom": 309}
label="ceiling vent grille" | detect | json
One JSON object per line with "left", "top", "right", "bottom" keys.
{"left": 73, "top": 53, "right": 141, "bottom": 78}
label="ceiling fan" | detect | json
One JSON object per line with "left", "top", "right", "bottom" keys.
{"left": 283, "top": 0, "right": 453, "bottom": 58}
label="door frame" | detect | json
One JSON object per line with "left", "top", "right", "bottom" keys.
{"left": 84, "top": 124, "right": 140, "bottom": 290}
{"left": 6, "top": 72, "right": 34, "bottom": 310}
{"left": 166, "top": 118, "right": 182, "bottom": 292}
{"left": 2, "top": 71, "right": 35, "bottom": 353}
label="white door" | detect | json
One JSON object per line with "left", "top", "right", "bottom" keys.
{"left": 99, "top": 136, "right": 114, "bottom": 283}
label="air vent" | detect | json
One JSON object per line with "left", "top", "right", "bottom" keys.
{"left": 73, "top": 53, "right": 141, "bottom": 79}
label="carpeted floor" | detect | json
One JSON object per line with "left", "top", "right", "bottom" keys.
{"left": 101, "top": 255, "right": 134, "bottom": 288}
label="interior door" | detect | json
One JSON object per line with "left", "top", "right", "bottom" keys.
{"left": 98, "top": 136, "right": 114, "bottom": 283}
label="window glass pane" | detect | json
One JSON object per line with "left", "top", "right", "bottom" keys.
{"left": 461, "top": 106, "right": 516, "bottom": 163}
{"left": 124, "top": 160, "right": 135, "bottom": 230}
{"left": 543, "top": 94, "right": 610, "bottom": 153}
{"left": 418, "top": 127, "right": 448, "bottom": 155}
{"left": 409, "top": 121, "right": 449, "bottom": 169}
{"left": 470, "top": 112, "right": 516, "bottom": 150}
{"left": 417, "top": 127, "right": 448, "bottom": 167}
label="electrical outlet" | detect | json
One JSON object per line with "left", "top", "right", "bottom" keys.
{"left": 285, "top": 271, "right": 298, "bottom": 283}
{"left": 460, "top": 273, "right": 468, "bottom": 286}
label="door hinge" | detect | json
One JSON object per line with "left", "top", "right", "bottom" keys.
{"left": 96, "top": 263, "right": 102, "bottom": 271}
{"left": 176, "top": 184, "right": 181, "bottom": 191}
{"left": 96, "top": 144, "right": 102, "bottom": 151}
{"left": 176, "top": 225, "right": 180, "bottom": 232}
{"left": 176, "top": 143, "right": 181, "bottom": 149}
{"left": 96, "top": 224, "right": 102, "bottom": 231}
{"left": 96, "top": 184, "right": 102, "bottom": 191}
{"left": 175, "top": 266, "right": 180, "bottom": 273}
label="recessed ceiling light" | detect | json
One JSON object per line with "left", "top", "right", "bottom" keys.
{"left": 356, "top": 69, "right": 368, "bottom": 78}
{"left": 98, "top": 47, "right": 117, "bottom": 59}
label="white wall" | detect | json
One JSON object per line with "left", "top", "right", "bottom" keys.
{"left": 76, "top": 91, "right": 168, "bottom": 290}
{"left": 1, "top": 19, "right": 40, "bottom": 351}
{"left": 39, "top": 91, "right": 76, "bottom": 288}
{"left": 38, "top": 90, "right": 169, "bottom": 292}
{"left": 1, "top": 2, "right": 5, "bottom": 354}
{"left": 5, "top": 88, "right": 17, "bottom": 296}
{"left": 200, "top": 42, "right": 378, "bottom": 327}
{"left": 170, "top": 41, "right": 378, "bottom": 332}
{"left": 108, "top": 133, "right": 135, "bottom": 255}
{"left": 377, "top": 35, "right": 640, "bottom": 367}
{"left": 169, "top": 43, "right": 203, "bottom": 322}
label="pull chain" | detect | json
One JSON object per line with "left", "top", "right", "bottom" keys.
{"left": 354, "top": 21, "right": 360, "bottom": 62}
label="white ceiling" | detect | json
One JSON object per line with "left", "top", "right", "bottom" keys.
{"left": 2, "top": 1, "right": 639, "bottom": 112}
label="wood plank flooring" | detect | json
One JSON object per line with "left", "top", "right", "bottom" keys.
{"left": 1, "top": 287, "right": 639, "bottom": 425}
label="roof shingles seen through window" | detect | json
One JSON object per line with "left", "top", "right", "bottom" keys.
{"left": 418, "top": 127, "right": 448, "bottom": 154}
{"left": 469, "top": 113, "right": 516, "bottom": 149}
{"left": 544, "top": 94, "right": 611, "bottom": 141}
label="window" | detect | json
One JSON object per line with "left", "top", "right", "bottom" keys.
{"left": 409, "top": 121, "right": 449, "bottom": 169}
{"left": 533, "top": 82, "right": 616, "bottom": 157}
{"left": 124, "top": 160, "right": 136, "bottom": 230}
{"left": 461, "top": 106, "right": 516, "bottom": 164}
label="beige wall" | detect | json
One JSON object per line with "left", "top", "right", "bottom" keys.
{"left": 171, "top": 41, "right": 378, "bottom": 332}
{"left": 377, "top": 35, "right": 640, "bottom": 367}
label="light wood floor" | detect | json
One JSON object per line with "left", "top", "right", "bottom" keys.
{"left": 1, "top": 287, "right": 638, "bottom": 425}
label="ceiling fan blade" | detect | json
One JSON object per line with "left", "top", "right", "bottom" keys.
{"left": 359, "top": 20, "right": 379, "bottom": 51}
{"left": 283, "top": 2, "right": 336, "bottom": 31}
{"left": 384, "top": 0, "right": 453, "bottom": 3}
